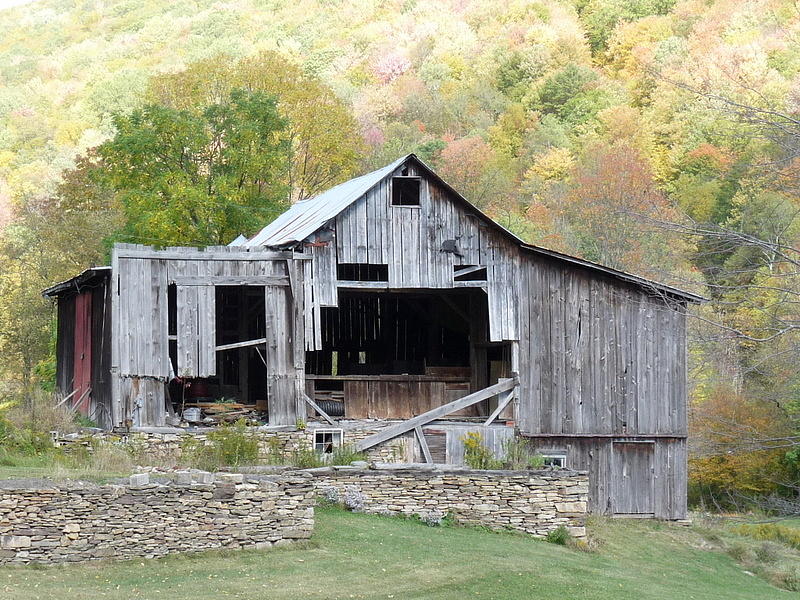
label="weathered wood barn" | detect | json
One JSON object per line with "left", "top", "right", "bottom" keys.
{"left": 45, "top": 154, "right": 702, "bottom": 519}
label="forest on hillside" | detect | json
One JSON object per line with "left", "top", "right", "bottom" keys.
{"left": 1, "top": 0, "right": 799, "bottom": 508}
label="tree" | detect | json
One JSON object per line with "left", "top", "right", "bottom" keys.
{"left": 97, "top": 89, "right": 290, "bottom": 246}
{"left": 556, "top": 142, "right": 685, "bottom": 277}
{"left": 146, "top": 52, "right": 364, "bottom": 203}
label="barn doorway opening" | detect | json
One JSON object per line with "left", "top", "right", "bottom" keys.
{"left": 167, "top": 285, "right": 268, "bottom": 420}
{"left": 305, "top": 288, "right": 510, "bottom": 420}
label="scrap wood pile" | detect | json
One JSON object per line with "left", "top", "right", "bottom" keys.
{"left": 185, "top": 402, "right": 262, "bottom": 424}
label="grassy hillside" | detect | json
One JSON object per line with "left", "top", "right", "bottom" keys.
{"left": 0, "top": 507, "right": 796, "bottom": 599}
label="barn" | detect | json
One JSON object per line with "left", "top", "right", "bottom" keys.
{"left": 44, "top": 153, "right": 702, "bottom": 519}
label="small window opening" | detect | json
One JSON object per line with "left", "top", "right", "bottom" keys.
{"left": 314, "top": 429, "right": 343, "bottom": 454}
{"left": 541, "top": 454, "right": 567, "bottom": 468}
{"left": 453, "top": 264, "right": 487, "bottom": 281}
{"left": 337, "top": 263, "right": 389, "bottom": 281}
{"left": 391, "top": 176, "right": 421, "bottom": 206}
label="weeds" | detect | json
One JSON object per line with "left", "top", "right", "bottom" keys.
{"left": 501, "top": 436, "right": 544, "bottom": 470}
{"left": 329, "top": 444, "right": 366, "bottom": 466}
{"left": 462, "top": 432, "right": 502, "bottom": 469}
{"left": 735, "top": 523, "right": 800, "bottom": 551}
{"left": 545, "top": 525, "right": 570, "bottom": 545}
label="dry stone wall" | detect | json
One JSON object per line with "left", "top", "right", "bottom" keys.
{"left": 56, "top": 424, "right": 412, "bottom": 465}
{"left": 0, "top": 471, "right": 314, "bottom": 565}
{"left": 310, "top": 465, "right": 588, "bottom": 538}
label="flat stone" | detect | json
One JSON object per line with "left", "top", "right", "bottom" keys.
{"left": 1, "top": 535, "right": 31, "bottom": 549}
{"left": 129, "top": 473, "right": 149, "bottom": 487}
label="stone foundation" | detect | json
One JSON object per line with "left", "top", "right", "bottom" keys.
{"left": 56, "top": 422, "right": 413, "bottom": 465}
{"left": 0, "top": 471, "right": 314, "bottom": 565}
{"left": 310, "top": 465, "right": 588, "bottom": 538}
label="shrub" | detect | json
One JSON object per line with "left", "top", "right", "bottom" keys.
{"left": 178, "top": 436, "right": 222, "bottom": 471}
{"left": 343, "top": 486, "right": 366, "bottom": 511}
{"left": 726, "top": 542, "right": 751, "bottom": 562}
{"left": 264, "top": 436, "right": 285, "bottom": 465}
{"left": 545, "top": 525, "right": 570, "bottom": 545}
{"left": 319, "top": 486, "right": 341, "bottom": 505}
{"left": 206, "top": 419, "right": 259, "bottom": 467}
{"left": 780, "top": 568, "right": 800, "bottom": 592}
{"left": 86, "top": 443, "right": 134, "bottom": 474}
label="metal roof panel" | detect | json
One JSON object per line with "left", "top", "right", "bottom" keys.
{"left": 245, "top": 155, "right": 409, "bottom": 247}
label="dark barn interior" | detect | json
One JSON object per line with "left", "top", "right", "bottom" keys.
{"left": 304, "top": 288, "right": 512, "bottom": 420}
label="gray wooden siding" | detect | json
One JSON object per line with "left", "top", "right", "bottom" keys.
{"left": 109, "top": 244, "right": 306, "bottom": 428}
{"left": 518, "top": 256, "right": 688, "bottom": 437}
{"left": 529, "top": 436, "right": 687, "bottom": 519}
{"left": 329, "top": 166, "right": 520, "bottom": 342}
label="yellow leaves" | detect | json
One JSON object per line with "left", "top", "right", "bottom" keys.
{"left": 525, "top": 147, "right": 574, "bottom": 182}
{"left": 603, "top": 15, "right": 674, "bottom": 76}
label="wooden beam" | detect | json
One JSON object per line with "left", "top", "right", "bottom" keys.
{"left": 483, "top": 389, "right": 514, "bottom": 426}
{"left": 354, "top": 377, "right": 518, "bottom": 452}
{"left": 453, "top": 281, "right": 487, "bottom": 288}
{"left": 215, "top": 338, "right": 267, "bottom": 352}
{"left": 115, "top": 249, "right": 309, "bottom": 261}
{"left": 336, "top": 281, "right": 390, "bottom": 289}
{"left": 172, "top": 276, "right": 289, "bottom": 287}
{"left": 302, "top": 393, "right": 336, "bottom": 426}
{"left": 415, "top": 426, "right": 432, "bottom": 464}
{"left": 453, "top": 265, "right": 486, "bottom": 278}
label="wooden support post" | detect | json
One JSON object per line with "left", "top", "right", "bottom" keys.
{"left": 483, "top": 389, "right": 514, "bottom": 426}
{"left": 415, "top": 426, "right": 432, "bottom": 464}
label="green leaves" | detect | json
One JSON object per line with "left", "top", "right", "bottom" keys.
{"left": 97, "top": 89, "right": 290, "bottom": 246}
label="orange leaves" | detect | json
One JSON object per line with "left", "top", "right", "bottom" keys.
{"left": 689, "top": 382, "right": 792, "bottom": 494}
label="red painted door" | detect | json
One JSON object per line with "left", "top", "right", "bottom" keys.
{"left": 73, "top": 291, "right": 92, "bottom": 415}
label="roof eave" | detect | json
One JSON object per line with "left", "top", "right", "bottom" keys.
{"left": 42, "top": 266, "right": 111, "bottom": 298}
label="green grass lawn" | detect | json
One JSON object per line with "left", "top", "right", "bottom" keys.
{"left": 0, "top": 507, "right": 794, "bottom": 600}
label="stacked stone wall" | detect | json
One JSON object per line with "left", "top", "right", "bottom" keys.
{"left": 56, "top": 425, "right": 412, "bottom": 465}
{"left": 310, "top": 466, "right": 588, "bottom": 538}
{"left": 0, "top": 471, "right": 314, "bottom": 565}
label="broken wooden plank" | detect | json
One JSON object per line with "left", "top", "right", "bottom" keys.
{"left": 483, "top": 389, "right": 514, "bottom": 426}
{"left": 415, "top": 426, "right": 432, "bottom": 464}
{"left": 302, "top": 392, "right": 336, "bottom": 426}
{"left": 215, "top": 338, "right": 267, "bottom": 352}
{"left": 354, "top": 377, "right": 518, "bottom": 452}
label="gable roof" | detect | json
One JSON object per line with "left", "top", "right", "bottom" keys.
{"left": 244, "top": 154, "right": 704, "bottom": 303}
{"left": 245, "top": 155, "right": 409, "bottom": 248}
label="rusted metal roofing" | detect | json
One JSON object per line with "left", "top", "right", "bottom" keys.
{"left": 244, "top": 155, "right": 409, "bottom": 248}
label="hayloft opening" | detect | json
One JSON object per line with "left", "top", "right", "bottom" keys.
{"left": 337, "top": 263, "right": 389, "bottom": 281}
{"left": 391, "top": 176, "right": 421, "bottom": 206}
